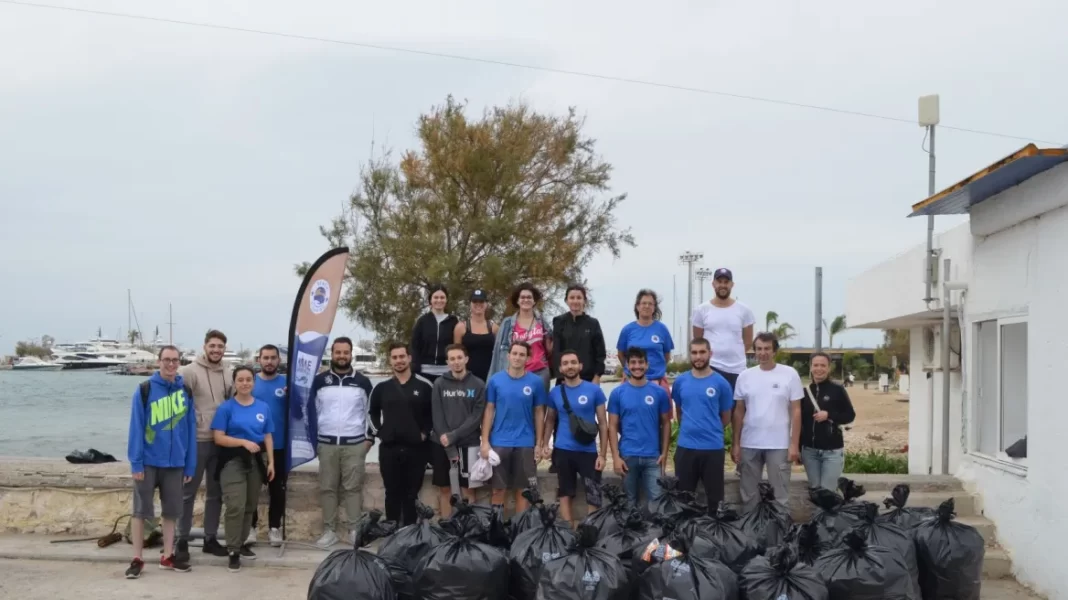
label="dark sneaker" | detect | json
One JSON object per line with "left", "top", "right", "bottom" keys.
{"left": 125, "top": 558, "right": 144, "bottom": 579}
{"left": 175, "top": 539, "right": 190, "bottom": 563}
{"left": 228, "top": 552, "right": 241, "bottom": 573}
{"left": 240, "top": 544, "right": 257, "bottom": 560}
{"left": 160, "top": 554, "right": 191, "bottom": 573}
{"left": 202, "top": 537, "right": 228, "bottom": 557}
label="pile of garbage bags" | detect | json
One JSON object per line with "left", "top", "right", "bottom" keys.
{"left": 307, "top": 477, "right": 986, "bottom": 600}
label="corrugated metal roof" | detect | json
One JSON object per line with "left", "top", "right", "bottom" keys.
{"left": 908, "top": 144, "right": 1068, "bottom": 217}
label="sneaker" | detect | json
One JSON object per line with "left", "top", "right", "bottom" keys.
{"left": 315, "top": 530, "right": 339, "bottom": 549}
{"left": 175, "top": 539, "right": 190, "bottom": 563}
{"left": 240, "top": 544, "right": 257, "bottom": 560}
{"left": 348, "top": 530, "right": 358, "bottom": 546}
{"left": 228, "top": 552, "right": 241, "bottom": 573}
{"left": 125, "top": 558, "right": 144, "bottom": 579}
{"left": 268, "top": 527, "right": 283, "bottom": 547}
{"left": 160, "top": 554, "right": 191, "bottom": 573}
{"left": 202, "top": 537, "right": 228, "bottom": 557}
{"left": 245, "top": 529, "right": 257, "bottom": 546}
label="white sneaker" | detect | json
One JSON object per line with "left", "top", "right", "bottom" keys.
{"left": 268, "top": 528, "right": 283, "bottom": 547}
{"left": 245, "top": 529, "right": 257, "bottom": 546}
{"left": 315, "top": 530, "right": 339, "bottom": 549}
{"left": 348, "top": 530, "right": 358, "bottom": 546}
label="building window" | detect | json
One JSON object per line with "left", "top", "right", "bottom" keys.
{"left": 974, "top": 318, "right": 1028, "bottom": 459}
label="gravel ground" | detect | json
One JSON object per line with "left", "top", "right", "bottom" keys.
{"left": 840, "top": 385, "right": 910, "bottom": 454}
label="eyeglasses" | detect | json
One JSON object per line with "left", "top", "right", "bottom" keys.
{"left": 160, "top": 358, "right": 181, "bottom": 364}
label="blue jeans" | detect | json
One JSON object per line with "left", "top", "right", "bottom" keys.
{"left": 800, "top": 447, "right": 845, "bottom": 491}
{"left": 623, "top": 456, "right": 662, "bottom": 508}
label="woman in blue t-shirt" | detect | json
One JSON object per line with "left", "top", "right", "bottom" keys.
{"left": 210, "top": 365, "right": 275, "bottom": 572}
{"left": 616, "top": 289, "right": 675, "bottom": 395}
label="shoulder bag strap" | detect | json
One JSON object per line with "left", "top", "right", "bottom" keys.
{"left": 558, "top": 383, "right": 573, "bottom": 415}
{"left": 803, "top": 384, "right": 821, "bottom": 412}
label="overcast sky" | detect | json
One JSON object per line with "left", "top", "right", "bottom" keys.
{"left": 2, "top": 0, "right": 1066, "bottom": 354}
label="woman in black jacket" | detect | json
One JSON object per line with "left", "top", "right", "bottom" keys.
{"left": 551, "top": 284, "right": 606, "bottom": 383}
{"left": 410, "top": 284, "right": 458, "bottom": 383}
{"left": 800, "top": 352, "right": 856, "bottom": 490}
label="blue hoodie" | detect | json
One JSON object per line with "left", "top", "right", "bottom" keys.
{"left": 128, "top": 372, "right": 197, "bottom": 477}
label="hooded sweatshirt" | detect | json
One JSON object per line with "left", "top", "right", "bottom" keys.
{"left": 179, "top": 355, "right": 234, "bottom": 442}
{"left": 128, "top": 372, "right": 198, "bottom": 476}
{"left": 430, "top": 370, "right": 487, "bottom": 450}
{"left": 411, "top": 311, "right": 460, "bottom": 377}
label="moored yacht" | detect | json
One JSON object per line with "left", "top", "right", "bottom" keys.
{"left": 11, "top": 357, "right": 64, "bottom": 371}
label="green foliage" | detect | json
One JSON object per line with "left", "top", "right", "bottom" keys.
{"left": 665, "top": 360, "right": 690, "bottom": 375}
{"left": 14, "top": 341, "right": 50, "bottom": 359}
{"left": 763, "top": 310, "right": 796, "bottom": 342}
{"left": 300, "top": 96, "right": 635, "bottom": 344}
{"left": 792, "top": 360, "right": 810, "bottom": 377}
{"left": 824, "top": 315, "right": 847, "bottom": 348}
{"left": 844, "top": 450, "right": 908, "bottom": 474}
{"left": 669, "top": 419, "right": 732, "bottom": 461}
{"left": 873, "top": 329, "right": 909, "bottom": 373}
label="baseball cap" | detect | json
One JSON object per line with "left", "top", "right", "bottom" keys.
{"left": 714, "top": 268, "right": 733, "bottom": 281}
{"left": 470, "top": 289, "right": 488, "bottom": 302}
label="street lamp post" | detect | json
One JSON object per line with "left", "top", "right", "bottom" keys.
{"left": 678, "top": 252, "right": 704, "bottom": 349}
{"left": 694, "top": 268, "right": 713, "bottom": 304}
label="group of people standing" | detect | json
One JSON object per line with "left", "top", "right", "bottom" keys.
{"left": 123, "top": 268, "right": 857, "bottom": 581}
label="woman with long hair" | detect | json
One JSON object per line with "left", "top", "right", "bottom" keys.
{"left": 410, "top": 284, "right": 459, "bottom": 384}
{"left": 488, "top": 282, "right": 553, "bottom": 390}
{"left": 453, "top": 288, "right": 498, "bottom": 383}
{"left": 551, "top": 284, "right": 607, "bottom": 384}
{"left": 616, "top": 289, "right": 674, "bottom": 394}
{"left": 210, "top": 365, "right": 275, "bottom": 573}
{"left": 800, "top": 352, "right": 856, "bottom": 490}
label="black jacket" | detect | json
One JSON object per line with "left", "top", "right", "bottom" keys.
{"left": 552, "top": 312, "right": 607, "bottom": 381}
{"left": 410, "top": 312, "right": 459, "bottom": 374}
{"left": 800, "top": 379, "right": 856, "bottom": 450}
{"left": 368, "top": 376, "right": 433, "bottom": 445}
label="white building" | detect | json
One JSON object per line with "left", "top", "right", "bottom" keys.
{"left": 846, "top": 143, "right": 1068, "bottom": 595}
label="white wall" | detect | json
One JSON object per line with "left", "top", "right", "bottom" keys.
{"left": 906, "top": 326, "right": 964, "bottom": 476}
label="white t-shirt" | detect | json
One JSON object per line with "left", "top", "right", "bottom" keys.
{"left": 734, "top": 364, "right": 804, "bottom": 449}
{"left": 691, "top": 301, "right": 755, "bottom": 374}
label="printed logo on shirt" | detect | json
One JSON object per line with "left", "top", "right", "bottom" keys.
{"left": 274, "top": 387, "right": 285, "bottom": 397}
{"left": 256, "top": 413, "right": 265, "bottom": 423}
{"left": 310, "top": 279, "right": 331, "bottom": 315}
{"left": 823, "top": 396, "right": 830, "bottom": 401}
{"left": 772, "top": 383, "right": 780, "bottom": 389}
{"left": 413, "top": 390, "right": 420, "bottom": 396}
{"left": 577, "top": 395, "right": 589, "bottom": 405}
{"left": 522, "top": 386, "right": 532, "bottom": 396}
{"left": 651, "top": 335, "right": 660, "bottom": 343}
{"left": 644, "top": 395, "right": 654, "bottom": 405}
{"left": 705, "top": 387, "right": 716, "bottom": 397}
{"left": 325, "top": 375, "right": 334, "bottom": 385}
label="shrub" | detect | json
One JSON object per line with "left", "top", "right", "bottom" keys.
{"left": 844, "top": 450, "right": 908, "bottom": 474}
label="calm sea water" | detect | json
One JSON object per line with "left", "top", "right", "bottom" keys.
{"left": 0, "top": 370, "right": 621, "bottom": 463}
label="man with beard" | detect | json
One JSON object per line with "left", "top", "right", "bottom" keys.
{"left": 608, "top": 347, "right": 672, "bottom": 506}
{"left": 369, "top": 343, "right": 433, "bottom": 526}
{"left": 176, "top": 330, "right": 233, "bottom": 560}
{"left": 671, "top": 338, "right": 734, "bottom": 511}
{"left": 690, "top": 268, "right": 754, "bottom": 390}
{"left": 431, "top": 344, "right": 486, "bottom": 517}
{"left": 307, "top": 337, "right": 374, "bottom": 548}
{"left": 248, "top": 344, "right": 286, "bottom": 547}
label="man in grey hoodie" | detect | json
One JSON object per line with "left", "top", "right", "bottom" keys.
{"left": 430, "top": 344, "right": 486, "bottom": 518}
{"left": 175, "top": 329, "right": 234, "bottom": 560}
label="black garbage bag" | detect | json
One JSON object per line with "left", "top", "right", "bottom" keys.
{"left": 448, "top": 496, "right": 512, "bottom": 549}
{"left": 738, "top": 482, "right": 793, "bottom": 552}
{"left": 787, "top": 522, "right": 833, "bottom": 566}
{"left": 510, "top": 487, "right": 547, "bottom": 542}
{"left": 636, "top": 530, "right": 738, "bottom": 600}
{"left": 836, "top": 477, "right": 869, "bottom": 520}
{"left": 644, "top": 475, "right": 701, "bottom": 521}
{"left": 877, "top": 484, "right": 937, "bottom": 530}
{"left": 595, "top": 509, "right": 661, "bottom": 562}
{"left": 853, "top": 502, "right": 920, "bottom": 597}
{"left": 806, "top": 488, "right": 861, "bottom": 547}
{"left": 413, "top": 500, "right": 510, "bottom": 600}
{"left": 536, "top": 524, "right": 631, "bottom": 600}
{"left": 630, "top": 517, "right": 719, "bottom": 580}
{"left": 378, "top": 502, "right": 453, "bottom": 574}
{"left": 509, "top": 503, "right": 577, "bottom": 600}
{"left": 814, "top": 529, "right": 916, "bottom": 600}
{"left": 581, "top": 483, "right": 631, "bottom": 540}
{"left": 913, "top": 499, "right": 984, "bottom": 600}
{"left": 308, "top": 511, "right": 400, "bottom": 600}
{"left": 676, "top": 502, "right": 760, "bottom": 574}
{"left": 740, "top": 544, "right": 828, "bottom": 600}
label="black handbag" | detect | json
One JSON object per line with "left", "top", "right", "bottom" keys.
{"left": 559, "top": 384, "right": 600, "bottom": 445}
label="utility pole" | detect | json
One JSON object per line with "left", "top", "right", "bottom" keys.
{"left": 695, "top": 268, "right": 713, "bottom": 304}
{"left": 919, "top": 94, "right": 940, "bottom": 307}
{"left": 167, "top": 303, "right": 175, "bottom": 345}
{"left": 672, "top": 275, "right": 677, "bottom": 342}
{"left": 814, "top": 267, "right": 824, "bottom": 351}
{"left": 678, "top": 251, "right": 704, "bottom": 349}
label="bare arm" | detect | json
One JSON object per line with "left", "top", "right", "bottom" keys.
{"left": 608, "top": 414, "right": 622, "bottom": 460}
{"left": 213, "top": 429, "right": 254, "bottom": 449}
{"left": 742, "top": 325, "right": 754, "bottom": 353}
{"left": 790, "top": 400, "right": 802, "bottom": 450}
{"left": 265, "top": 433, "right": 274, "bottom": 460}
{"left": 534, "top": 405, "right": 546, "bottom": 456}
{"left": 596, "top": 404, "right": 609, "bottom": 459}
{"left": 692, "top": 325, "right": 704, "bottom": 340}
{"left": 659, "top": 412, "right": 671, "bottom": 458}
{"left": 732, "top": 400, "right": 746, "bottom": 450}
{"left": 720, "top": 411, "right": 731, "bottom": 430}
{"left": 480, "top": 403, "right": 496, "bottom": 448}
{"left": 542, "top": 408, "right": 558, "bottom": 447}
{"left": 616, "top": 351, "right": 626, "bottom": 367}
{"left": 453, "top": 321, "right": 465, "bottom": 345}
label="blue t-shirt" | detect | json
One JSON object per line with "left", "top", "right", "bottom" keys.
{"left": 210, "top": 398, "right": 275, "bottom": 444}
{"left": 616, "top": 321, "right": 675, "bottom": 380}
{"left": 253, "top": 374, "right": 287, "bottom": 449}
{"left": 608, "top": 381, "right": 671, "bottom": 458}
{"left": 549, "top": 380, "right": 607, "bottom": 453}
{"left": 487, "top": 370, "right": 548, "bottom": 448}
{"left": 672, "top": 371, "right": 735, "bottom": 450}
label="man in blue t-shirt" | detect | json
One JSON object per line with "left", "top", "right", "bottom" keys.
{"left": 541, "top": 350, "right": 608, "bottom": 525}
{"left": 672, "top": 338, "right": 734, "bottom": 511}
{"left": 482, "top": 341, "right": 547, "bottom": 514}
{"left": 248, "top": 344, "right": 287, "bottom": 547}
{"left": 608, "top": 347, "right": 672, "bottom": 507}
